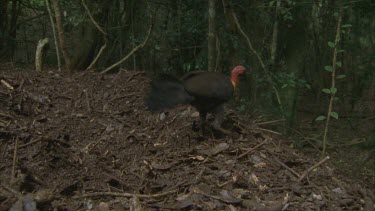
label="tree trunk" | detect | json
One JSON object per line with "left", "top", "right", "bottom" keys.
{"left": 50, "top": 0, "right": 71, "bottom": 72}
{"left": 35, "top": 38, "right": 49, "bottom": 72}
{"left": 208, "top": 0, "right": 216, "bottom": 72}
{"left": 8, "top": 0, "right": 20, "bottom": 58}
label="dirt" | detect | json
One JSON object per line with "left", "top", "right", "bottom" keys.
{"left": 0, "top": 68, "right": 374, "bottom": 210}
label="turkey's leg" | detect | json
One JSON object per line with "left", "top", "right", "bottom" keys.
{"left": 212, "top": 105, "right": 231, "bottom": 135}
{"left": 199, "top": 112, "right": 207, "bottom": 136}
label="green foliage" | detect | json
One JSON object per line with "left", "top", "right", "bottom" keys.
{"left": 316, "top": 116, "right": 326, "bottom": 121}
{"left": 322, "top": 88, "right": 331, "bottom": 94}
{"left": 324, "top": 65, "right": 333, "bottom": 72}
{"left": 329, "top": 112, "right": 339, "bottom": 119}
{"left": 276, "top": 72, "right": 311, "bottom": 90}
{"left": 336, "top": 74, "right": 346, "bottom": 79}
{"left": 328, "top": 41, "right": 335, "bottom": 48}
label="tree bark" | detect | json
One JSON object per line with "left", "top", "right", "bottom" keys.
{"left": 208, "top": 0, "right": 216, "bottom": 72}
{"left": 50, "top": 0, "right": 71, "bottom": 72}
{"left": 35, "top": 38, "right": 49, "bottom": 72}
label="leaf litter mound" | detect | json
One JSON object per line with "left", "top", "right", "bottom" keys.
{"left": 0, "top": 70, "right": 374, "bottom": 210}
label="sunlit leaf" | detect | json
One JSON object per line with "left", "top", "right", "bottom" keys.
{"left": 328, "top": 42, "right": 335, "bottom": 48}
{"left": 329, "top": 112, "right": 339, "bottom": 119}
{"left": 324, "top": 66, "right": 333, "bottom": 72}
{"left": 342, "top": 24, "right": 352, "bottom": 28}
{"left": 316, "top": 116, "right": 326, "bottom": 121}
{"left": 322, "top": 89, "right": 331, "bottom": 94}
{"left": 336, "top": 74, "right": 346, "bottom": 79}
{"left": 330, "top": 87, "right": 337, "bottom": 94}
{"left": 336, "top": 61, "right": 342, "bottom": 67}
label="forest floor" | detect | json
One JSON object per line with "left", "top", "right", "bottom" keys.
{"left": 0, "top": 66, "right": 374, "bottom": 210}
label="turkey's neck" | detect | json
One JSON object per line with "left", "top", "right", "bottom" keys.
{"left": 230, "top": 73, "right": 239, "bottom": 88}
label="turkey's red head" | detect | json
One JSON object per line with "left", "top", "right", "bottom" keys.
{"left": 230, "top": 65, "right": 246, "bottom": 87}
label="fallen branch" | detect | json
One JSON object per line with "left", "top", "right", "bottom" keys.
{"left": 18, "top": 137, "right": 43, "bottom": 149}
{"left": 11, "top": 138, "right": 19, "bottom": 183}
{"left": 237, "top": 139, "right": 268, "bottom": 159}
{"left": 1, "top": 79, "right": 14, "bottom": 90}
{"left": 73, "top": 189, "right": 176, "bottom": 199}
{"left": 257, "top": 119, "right": 285, "bottom": 126}
{"left": 101, "top": 15, "right": 154, "bottom": 74}
{"left": 272, "top": 156, "right": 301, "bottom": 178}
{"left": 298, "top": 156, "right": 330, "bottom": 182}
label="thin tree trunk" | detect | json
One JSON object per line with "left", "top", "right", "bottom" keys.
{"left": 208, "top": 0, "right": 216, "bottom": 72}
{"left": 45, "top": 0, "right": 61, "bottom": 71}
{"left": 270, "top": 0, "right": 280, "bottom": 65}
{"left": 35, "top": 38, "right": 49, "bottom": 72}
{"left": 9, "top": 0, "right": 20, "bottom": 58}
{"left": 50, "top": 0, "right": 71, "bottom": 72}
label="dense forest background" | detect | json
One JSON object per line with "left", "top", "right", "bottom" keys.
{"left": 0, "top": 0, "right": 374, "bottom": 155}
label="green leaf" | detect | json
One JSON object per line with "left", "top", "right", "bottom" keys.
{"left": 342, "top": 24, "right": 352, "bottom": 28}
{"left": 328, "top": 42, "right": 335, "bottom": 48}
{"left": 322, "top": 88, "right": 331, "bottom": 94}
{"left": 316, "top": 116, "right": 326, "bottom": 121}
{"left": 324, "top": 65, "right": 333, "bottom": 72}
{"left": 305, "top": 84, "right": 311, "bottom": 89}
{"left": 329, "top": 112, "right": 339, "bottom": 119}
{"left": 281, "top": 84, "right": 288, "bottom": 89}
{"left": 337, "top": 49, "right": 345, "bottom": 53}
{"left": 336, "top": 74, "right": 346, "bottom": 79}
{"left": 330, "top": 87, "right": 337, "bottom": 94}
{"left": 336, "top": 61, "right": 342, "bottom": 67}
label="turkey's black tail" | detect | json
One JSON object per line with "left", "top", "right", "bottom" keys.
{"left": 146, "top": 74, "right": 193, "bottom": 112}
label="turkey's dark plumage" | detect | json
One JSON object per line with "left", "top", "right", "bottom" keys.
{"left": 146, "top": 66, "right": 246, "bottom": 135}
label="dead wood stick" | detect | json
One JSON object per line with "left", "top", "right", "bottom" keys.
{"left": 272, "top": 156, "right": 301, "bottom": 178}
{"left": 1, "top": 79, "right": 14, "bottom": 90}
{"left": 11, "top": 138, "right": 19, "bottom": 183}
{"left": 252, "top": 127, "right": 282, "bottom": 135}
{"left": 73, "top": 189, "right": 176, "bottom": 199}
{"left": 237, "top": 139, "right": 268, "bottom": 159}
{"left": 257, "top": 119, "right": 285, "bottom": 126}
{"left": 18, "top": 137, "right": 43, "bottom": 149}
{"left": 81, "top": 0, "right": 108, "bottom": 70}
{"left": 298, "top": 156, "right": 330, "bottom": 182}
{"left": 101, "top": 15, "right": 153, "bottom": 74}
{"left": 83, "top": 89, "right": 92, "bottom": 112}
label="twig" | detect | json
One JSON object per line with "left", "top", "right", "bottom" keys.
{"left": 111, "top": 92, "right": 141, "bottom": 101}
{"left": 257, "top": 119, "right": 285, "bottom": 126}
{"left": 11, "top": 138, "right": 19, "bottom": 183}
{"left": 222, "top": 0, "right": 283, "bottom": 113}
{"left": 0, "top": 183, "right": 20, "bottom": 196}
{"left": 237, "top": 139, "right": 268, "bottom": 159}
{"left": 298, "top": 156, "right": 330, "bottom": 182}
{"left": 18, "top": 137, "right": 43, "bottom": 149}
{"left": 101, "top": 14, "right": 154, "bottom": 74}
{"left": 45, "top": 0, "right": 61, "bottom": 71}
{"left": 272, "top": 156, "right": 301, "bottom": 178}
{"left": 73, "top": 189, "right": 176, "bottom": 199}
{"left": 81, "top": 0, "right": 108, "bottom": 70}
{"left": 252, "top": 127, "right": 282, "bottom": 135}
{"left": 1, "top": 79, "right": 14, "bottom": 90}
{"left": 83, "top": 89, "right": 92, "bottom": 112}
